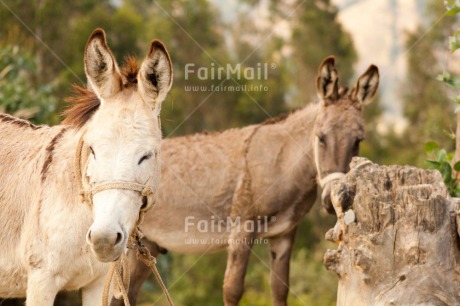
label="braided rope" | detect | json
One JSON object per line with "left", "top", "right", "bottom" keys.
{"left": 136, "top": 239, "right": 175, "bottom": 306}
{"left": 102, "top": 252, "right": 130, "bottom": 306}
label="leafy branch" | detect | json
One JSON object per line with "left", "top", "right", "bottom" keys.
{"left": 445, "top": 0, "right": 460, "bottom": 16}
{"left": 425, "top": 141, "right": 460, "bottom": 197}
{"left": 426, "top": 2, "right": 460, "bottom": 198}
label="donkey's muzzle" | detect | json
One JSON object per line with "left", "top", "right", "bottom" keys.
{"left": 86, "top": 225, "right": 125, "bottom": 262}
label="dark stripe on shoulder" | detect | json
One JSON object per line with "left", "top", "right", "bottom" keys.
{"left": 41, "top": 127, "right": 68, "bottom": 183}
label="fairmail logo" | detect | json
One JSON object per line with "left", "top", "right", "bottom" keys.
{"left": 184, "top": 63, "right": 275, "bottom": 81}
{"left": 184, "top": 215, "right": 276, "bottom": 233}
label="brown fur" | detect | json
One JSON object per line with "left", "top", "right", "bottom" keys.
{"left": 61, "top": 85, "right": 100, "bottom": 129}
{"left": 121, "top": 56, "right": 140, "bottom": 86}
{"left": 262, "top": 112, "right": 290, "bottom": 125}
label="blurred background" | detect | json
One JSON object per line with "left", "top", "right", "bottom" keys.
{"left": 0, "top": 0, "right": 458, "bottom": 305}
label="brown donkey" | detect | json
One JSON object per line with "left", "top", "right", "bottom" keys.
{"left": 114, "top": 57, "right": 379, "bottom": 306}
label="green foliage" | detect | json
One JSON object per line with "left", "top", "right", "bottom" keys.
{"left": 397, "top": 0, "right": 457, "bottom": 167}
{"left": 437, "top": 71, "right": 460, "bottom": 89}
{"left": 0, "top": 45, "right": 58, "bottom": 124}
{"left": 436, "top": 71, "right": 460, "bottom": 112}
{"left": 438, "top": 2, "right": 460, "bottom": 115}
{"left": 421, "top": 0, "right": 460, "bottom": 199}
{"left": 445, "top": 0, "right": 460, "bottom": 15}
{"left": 448, "top": 30, "right": 460, "bottom": 52}
{"left": 425, "top": 141, "right": 460, "bottom": 196}
{"left": 438, "top": 1, "right": 460, "bottom": 95}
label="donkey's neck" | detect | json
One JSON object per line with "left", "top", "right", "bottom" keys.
{"left": 0, "top": 121, "right": 85, "bottom": 249}
{"left": 287, "top": 103, "right": 318, "bottom": 174}
{"left": 44, "top": 127, "right": 84, "bottom": 202}
{"left": 33, "top": 126, "right": 84, "bottom": 208}
{"left": 22, "top": 124, "right": 84, "bottom": 211}
{"left": 282, "top": 103, "right": 319, "bottom": 167}
{"left": 284, "top": 102, "right": 318, "bottom": 144}
{"left": 254, "top": 103, "right": 319, "bottom": 187}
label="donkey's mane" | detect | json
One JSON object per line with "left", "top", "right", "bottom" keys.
{"left": 62, "top": 57, "right": 141, "bottom": 129}
{"left": 61, "top": 85, "right": 100, "bottom": 129}
{"left": 174, "top": 106, "right": 311, "bottom": 143}
{"left": 0, "top": 113, "right": 43, "bottom": 130}
{"left": 261, "top": 112, "right": 292, "bottom": 125}
{"left": 121, "top": 56, "right": 140, "bottom": 86}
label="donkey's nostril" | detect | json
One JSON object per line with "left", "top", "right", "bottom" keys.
{"left": 141, "top": 196, "right": 148, "bottom": 209}
{"left": 115, "top": 232, "right": 123, "bottom": 245}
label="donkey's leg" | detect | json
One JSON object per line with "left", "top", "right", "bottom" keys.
{"left": 223, "top": 231, "right": 255, "bottom": 306}
{"left": 82, "top": 275, "right": 106, "bottom": 306}
{"left": 268, "top": 226, "right": 297, "bottom": 306}
{"left": 26, "top": 270, "right": 60, "bottom": 306}
{"left": 110, "top": 240, "right": 161, "bottom": 306}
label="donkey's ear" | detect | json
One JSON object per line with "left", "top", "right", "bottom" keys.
{"left": 351, "top": 65, "right": 379, "bottom": 106}
{"left": 84, "top": 28, "right": 122, "bottom": 101}
{"left": 316, "top": 56, "right": 339, "bottom": 104}
{"left": 138, "top": 40, "right": 173, "bottom": 113}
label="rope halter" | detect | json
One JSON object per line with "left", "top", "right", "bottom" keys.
{"left": 314, "top": 136, "right": 345, "bottom": 189}
{"left": 74, "top": 133, "right": 155, "bottom": 211}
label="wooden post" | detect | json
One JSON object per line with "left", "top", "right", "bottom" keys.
{"left": 324, "top": 157, "right": 460, "bottom": 305}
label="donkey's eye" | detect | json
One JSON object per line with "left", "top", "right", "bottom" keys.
{"left": 319, "top": 135, "right": 326, "bottom": 145}
{"left": 138, "top": 152, "right": 153, "bottom": 165}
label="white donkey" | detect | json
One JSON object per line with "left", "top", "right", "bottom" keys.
{"left": 0, "top": 28, "right": 172, "bottom": 305}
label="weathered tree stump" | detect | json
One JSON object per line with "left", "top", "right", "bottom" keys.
{"left": 324, "top": 157, "right": 460, "bottom": 306}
